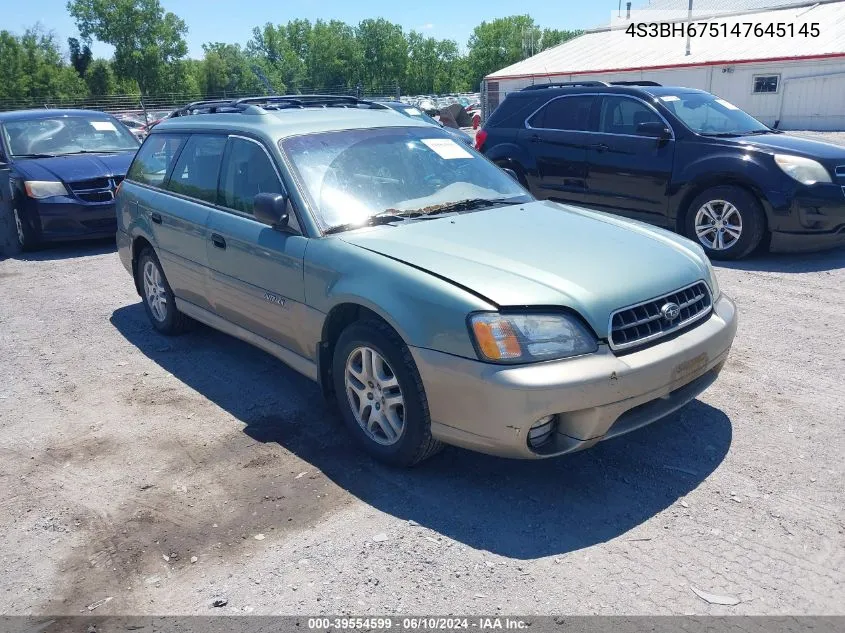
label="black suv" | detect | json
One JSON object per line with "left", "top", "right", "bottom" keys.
{"left": 477, "top": 82, "right": 845, "bottom": 259}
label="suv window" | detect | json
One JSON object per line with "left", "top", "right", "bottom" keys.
{"left": 219, "top": 137, "right": 285, "bottom": 215}
{"left": 529, "top": 96, "right": 594, "bottom": 131}
{"left": 127, "top": 134, "right": 187, "bottom": 187}
{"left": 166, "top": 134, "right": 227, "bottom": 203}
{"left": 599, "top": 96, "right": 663, "bottom": 135}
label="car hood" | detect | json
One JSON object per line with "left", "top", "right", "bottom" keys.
{"left": 13, "top": 152, "right": 134, "bottom": 183}
{"left": 340, "top": 200, "right": 711, "bottom": 339}
{"left": 732, "top": 132, "right": 845, "bottom": 160}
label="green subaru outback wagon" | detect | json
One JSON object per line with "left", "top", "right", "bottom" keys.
{"left": 116, "top": 95, "right": 737, "bottom": 467}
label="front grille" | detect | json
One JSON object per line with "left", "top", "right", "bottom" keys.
{"left": 609, "top": 281, "right": 712, "bottom": 351}
{"left": 68, "top": 177, "right": 121, "bottom": 203}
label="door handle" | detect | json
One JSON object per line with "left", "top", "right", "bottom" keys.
{"left": 151, "top": 212, "right": 162, "bottom": 224}
{"left": 592, "top": 143, "right": 609, "bottom": 152}
{"left": 530, "top": 134, "right": 541, "bottom": 143}
{"left": 211, "top": 233, "right": 226, "bottom": 249}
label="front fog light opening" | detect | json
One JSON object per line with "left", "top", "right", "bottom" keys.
{"left": 528, "top": 414, "right": 557, "bottom": 449}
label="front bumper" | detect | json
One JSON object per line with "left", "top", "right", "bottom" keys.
{"left": 411, "top": 294, "right": 737, "bottom": 459}
{"left": 767, "top": 184, "right": 845, "bottom": 253}
{"left": 23, "top": 197, "right": 117, "bottom": 241}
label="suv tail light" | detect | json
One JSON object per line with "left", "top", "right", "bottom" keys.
{"left": 474, "top": 129, "right": 488, "bottom": 152}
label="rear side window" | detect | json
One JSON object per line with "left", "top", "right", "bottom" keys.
{"left": 166, "top": 134, "right": 227, "bottom": 203}
{"left": 598, "top": 96, "right": 663, "bottom": 135}
{"left": 529, "top": 96, "right": 594, "bottom": 131}
{"left": 127, "top": 134, "right": 186, "bottom": 187}
{"left": 219, "top": 137, "right": 284, "bottom": 215}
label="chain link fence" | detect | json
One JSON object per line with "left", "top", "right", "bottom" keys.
{"left": 0, "top": 84, "right": 403, "bottom": 120}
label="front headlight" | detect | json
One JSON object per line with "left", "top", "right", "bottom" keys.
{"left": 468, "top": 312, "right": 598, "bottom": 364}
{"left": 774, "top": 154, "right": 832, "bottom": 185}
{"left": 24, "top": 180, "right": 69, "bottom": 199}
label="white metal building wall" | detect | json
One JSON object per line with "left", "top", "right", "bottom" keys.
{"left": 490, "top": 58, "right": 845, "bottom": 130}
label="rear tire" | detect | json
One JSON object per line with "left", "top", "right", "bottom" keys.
{"left": 136, "top": 247, "right": 191, "bottom": 335}
{"left": 684, "top": 186, "right": 765, "bottom": 260}
{"left": 332, "top": 320, "right": 442, "bottom": 467}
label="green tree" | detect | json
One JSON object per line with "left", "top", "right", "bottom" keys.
{"left": 85, "top": 58, "right": 115, "bottom": 95}
{"left": 67, "top": 0, "right": 189, "bottom": 94}
{"left": 305, "top": 20, "right": 361, "bottom": 90}
{"left": 405, "top": 32, "right": 464, "bottom": 95}
{"left": 68, "top": 36, "right": 92, "bottom": 77}
{"left": 356, "top": 18, "right": 407, "bottom": 92}
{"left": 466, "top": 15, "right": 539, "bottom": 89}
{"left": 540, "top": 28, "right": 581, "bottom": 51}
{"left": 246, "top": 22, "right": 306, "bottom": 92}
{"left": 0, "top": 27, "right": 86, "bottom": 102}
{"left": 200, "top": 42, "right": 263, "bottom": 96}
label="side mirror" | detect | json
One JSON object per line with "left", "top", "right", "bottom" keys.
{"left": 636, "top": 121, "right": 672, "bottom": 139}
{"left": 501, "top": 167, "right": 520, "bottom": 182}
{"left": 253, "top": 192, "right": 289, "bottom": 228}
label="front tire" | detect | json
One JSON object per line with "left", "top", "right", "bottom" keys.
{"left": 684, "top": 186, "right": 765, "bottom": 260}
{"left": 332, "top": 320, "right": 442, "bottom": 467}
{"left": 13, "top": 207, "right": 37, "bottom": 252}
{"left": 136, "top": 248, "right": 191, "bottom": 335}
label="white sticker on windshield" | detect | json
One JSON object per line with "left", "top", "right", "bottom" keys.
{"left": 90, "top": 121, "right": 117, "bottom": 132}
{"left": 715, "top": 98, "right": 739, "bottom": 110}
{"left": 660, "top": 95, "right": 680, "bottom": 102}
{"left": 404, "top": 107, "right": 422, "bottom": 116}
{"left": 422, "top": 138, "right": 473, "bottom": 159}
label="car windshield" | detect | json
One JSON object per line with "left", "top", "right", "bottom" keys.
{"left": 658, "top": 93, "right": 770, "bottom": 136}
{"left": 281, "top": 127, "right": 531, "bottom": 232}
{"left": 5, "top": 115, "right": 139, "bottom": 157}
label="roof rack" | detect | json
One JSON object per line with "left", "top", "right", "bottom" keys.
{"left": 521, "top": 81, "right": 609, "bottom": 90}
{"left": 171, "top": 94, "right": 387, "bottom": 117}
{"left": 609, "top": 81, "right": 662, "bottom": 86}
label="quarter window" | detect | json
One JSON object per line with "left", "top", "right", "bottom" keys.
{"left": 219, "top": 137, "right": 285, "bottom": 216}
{"left": 529, "top": 96, "right": 595, "bottom": 131}
{"left": 752, "top": 75, "right": 779, "bottom": 94}
{"left": 127, "top": 134, "right": 187, "bottom": 187}
{"left": 598, "top": 96, "right": 663, "bottom": 135}
{"left": 166, "top": 134, "right": 227, "bottom": 203}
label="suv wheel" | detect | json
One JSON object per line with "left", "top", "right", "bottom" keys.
{"left": 684, "top": 186, "right": 765, "bottom": 260}
{"left": 332, "top": 320, "right": 442, "bottom": 467}
{"left": 136, "top": 248, "right": 191, "bottom": 335}
{"left": 13, "top": 207, "right": 37, "bottom": 251}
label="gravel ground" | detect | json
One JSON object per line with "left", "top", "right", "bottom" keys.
{"left": 1, "top": 240, "right": 843, "bottom": 616}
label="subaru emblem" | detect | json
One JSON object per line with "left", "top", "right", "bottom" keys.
{"left": 661, "top": 302, "right": 681, "bottom": 322}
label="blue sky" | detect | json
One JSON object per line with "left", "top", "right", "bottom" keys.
{"left": 6, "top": 0, "right": 617, "bottom": 58}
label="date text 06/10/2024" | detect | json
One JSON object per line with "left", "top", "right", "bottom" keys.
{"left": 307, "top": 617, "right": 530, "bottom": 630}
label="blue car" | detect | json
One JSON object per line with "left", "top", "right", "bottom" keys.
{"left": 0, "top": 109, "right": 140, "bottom": 251}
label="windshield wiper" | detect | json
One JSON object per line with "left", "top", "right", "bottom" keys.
{"left": 387, "top": 196, "right": 524, "bottom": 217}
{"left": 743, "top": 129, "right": 780, "bottom": 135}
{"left": 58, "top": 150, "right": 125, "bottom": 155}
{"left": 13, "top": 153, "right": 57, "bottom": 158}
{"left": 699, "top": 132, "right": 742, "bottom": 137}
{"left": 323, "top": 213, "right": 410, "bottom": 235}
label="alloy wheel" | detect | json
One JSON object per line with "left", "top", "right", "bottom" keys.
{"left": 694, "top": 200, "right": 743, "bottom": 251}
{"left": 344, "top": 346, "right": 405, "bottom": 446}
{"left": 142, "top": 260, "right": 168, "bottom": 322}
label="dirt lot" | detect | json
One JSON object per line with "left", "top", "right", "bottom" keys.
{"left": 0, "top": 238, "right": 842, "bottom": 617}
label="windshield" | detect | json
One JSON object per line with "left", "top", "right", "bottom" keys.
{"left": 5, "top": 115, "right": 140, "bottom": 157}
{"left": 658, "top": 93, "right": 770, "bottom": 135}
{"left": 281, "top": 127, "right": 531, "bottom": 232}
